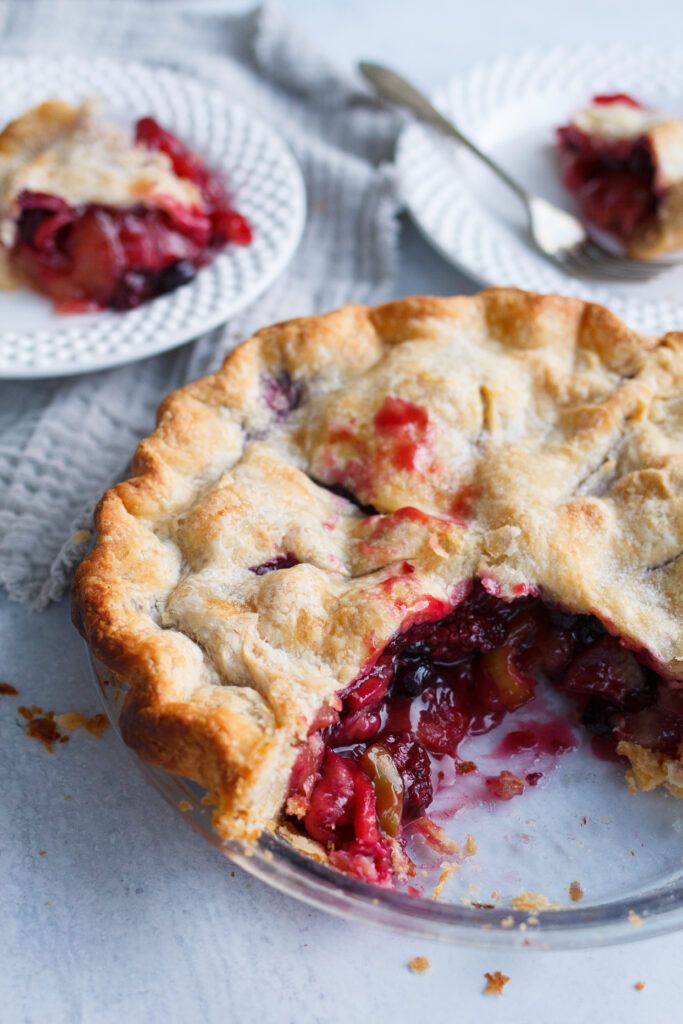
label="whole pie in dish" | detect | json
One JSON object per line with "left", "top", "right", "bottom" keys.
{"left": 0, "top": 100, "right": 251, "bottom": 312}
{"left": 557, "top": 93, "right": 683, "bottom": 259}
{"left": 73, "top": 289, "right": 683, "bottom": 886}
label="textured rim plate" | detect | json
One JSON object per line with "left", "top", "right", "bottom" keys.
{"left": 397, "top": 44, "right": 683, "bottom": 335}
{"left": 0, "top": 55, "right": 306, "bottom": 379}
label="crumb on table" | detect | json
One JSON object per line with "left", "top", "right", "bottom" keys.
{"left": 634, "top": 981, "right": 645, "bottom": 991}
{"left": 484, "top": 971, "right": 510, "bottom": 996}
{"left": 568, "top": 880, "right": 584, "bottom": 902}
{"left": 0, "top": 681, "right": 18, "bottom": 696}
{"left": 20, "top": 705, "right": 109, "bottom": 751}
{"left": 408, "top": 956, "right": 431, "bottom": 974}
{"left": 56, "top": 711, "right": 109, "bottom": 737}
{"left": 19, "top": 706, "right": 63, "bottom": 752}
{"left": 628, "top": 910, "right": 643, "bottom": 927}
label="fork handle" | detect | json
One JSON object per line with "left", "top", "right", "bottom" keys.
{"left": 359, "top": 61, "right": 531, "bottom": 208}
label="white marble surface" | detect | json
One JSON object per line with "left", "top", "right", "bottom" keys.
{"left": 4, "top": 0, "right": 683, "bottom": 1020}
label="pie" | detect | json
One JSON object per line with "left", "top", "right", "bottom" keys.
{"left": 0, "top": 100, "right": 251, "bottom": 312}
{"left": 557, "top": 93, "right": 683, "bottom": 259}
{"left": 73, "top": 288, "right": 683, "bottom": 886}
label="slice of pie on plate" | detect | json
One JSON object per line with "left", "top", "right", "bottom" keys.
{"left": 73, "top": 288, "right": 683, "bottom": 886}
{"left": 557, "top": 93, "right": 683, "bottom": 259}
{"left": 0, "top": 99, "right": 251, "bottom": 312}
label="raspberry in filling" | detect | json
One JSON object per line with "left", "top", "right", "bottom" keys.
{"left": 286, "top": 578, "right": 673, "bottom": 885}
{"left": 556, "top": 93, "right": 659, "bottom": 246}
{"left": 10, "top": 117, "right": 252, "bottom": 313}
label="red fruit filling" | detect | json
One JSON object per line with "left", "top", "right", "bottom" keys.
{"left": 250, "top": 553, "right": 300, "bottom": 575}
{"left": 557, "top": 93, "right": 658, "bottom": 244}
{"left": 10, "top": 117, "right": 251, "bottom": 312}
{"left": 286, "top": 578, "right": 676, "bottom": 884}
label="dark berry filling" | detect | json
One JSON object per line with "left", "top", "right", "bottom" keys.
{"left": 286, "top": 578, "right": 674, "bottom": 885}
{"left": 263, "top": 372, "right": 303, "bottom": 420}
{"left": 250, "top": 553, "right": 300, "bottom": 575}
{"left": 11, "top": 117, "right": 251, "bottom": 313}
{"left": 557, "top": 93, "right": 658, "bottom": 244}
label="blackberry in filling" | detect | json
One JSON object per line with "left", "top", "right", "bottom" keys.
{"left": 10, "top": 117, "right": 251, "bottom": 313}
{"left": 286, "top": 578, "right": 674, "bottom": 885}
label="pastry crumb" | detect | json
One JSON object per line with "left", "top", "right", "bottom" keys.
{"left": 526, "top": 915, "right": 539, "bottom": 926}
{"left": 511, "top": 890, "right": 562, "bottom": 912}
{"left": 628, "top": 910, "right": 643, "bottom": 927}
{"left": 568, "top": 880, "right": 584, "bottom": 902}
{"left": 178, "top": 800, "right": 191, "bottom": 812}
{"left": 465, "top": 833, "right": 477, "bottom": 856}
{"left": 56, "top": 711, "right": 109, "bottom": 737}
{"left": 22, "top": 706, "right": 108, "bottom": 751}
{"left": 432, "top": 861, "right": 459, "bottom": 901}
{"left": 484, "top": 971, "right": 509, "bottom": 996}
{"left": 20, "top": 706, "right": 62, "bottom": 751}
{"left": 634, "top": 981, "right": 645, "bottom": 991}
{"left": 0, "top": 681, "right": 18, "bottom": 696}
{"left": 413, "top": 817, "right": 460, "bottom": 854}
{"left": 500, "top": 915, "right": 514, "bottom": 929}
{"left": 38, "top": 850, "right": 47, "bottom": 856}
{"left": 408, "top": 956, "right": 431, "bottom": 974}
{"left": 84, "top": 713, "right": 108, "bottom": 737}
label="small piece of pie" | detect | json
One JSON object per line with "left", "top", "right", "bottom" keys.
{"left": 0, "top": 100, "right": 251, "bottom": 312}
{"left": 557, "top": 93, "right": 683, "bottom": 259}
{"left": 73, "top": 289, "right": 683, "bottom": 886}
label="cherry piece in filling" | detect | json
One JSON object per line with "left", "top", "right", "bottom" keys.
{"left": 10, "top": 117, "right": 252, "bottom": 313}
{"left": 287, "top": 577, "right": 675, "bottom": 884}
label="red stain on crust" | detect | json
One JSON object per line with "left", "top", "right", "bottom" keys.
{"left": 373, "top": 397, "right": 431, "bottom": 472}
{"left": 319, "top": 397, "right": 434, "bottom": 502}
{"left": 450, "top": 484, "right": 481, "bottom": 525}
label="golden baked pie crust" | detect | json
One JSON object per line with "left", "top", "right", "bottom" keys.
{"left": 72, "top": 289, "right": 683, "bottom": 843}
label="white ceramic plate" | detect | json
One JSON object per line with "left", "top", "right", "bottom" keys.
{"left": 0, "top": 55, "right": 305, "bottom": 379}
{"left": 397, "top": 44, "right": 683, "bottom": 335}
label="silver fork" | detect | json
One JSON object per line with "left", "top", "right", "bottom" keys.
{"left": 360, "top": 61, "right": 672, "bottom": 284}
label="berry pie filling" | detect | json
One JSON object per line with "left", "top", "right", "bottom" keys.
{"left": 6, "top": 114, "right": 251, "bottom": 312}
{"left": 286, "top": 577, "right": 678, "bottom": 885}
{"left": 557, "top": 93, "right": 663, "bottom": 245}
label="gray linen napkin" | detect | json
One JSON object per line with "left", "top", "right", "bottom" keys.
{"left": 0, "top": 0, "right": 400, "bottom": 608}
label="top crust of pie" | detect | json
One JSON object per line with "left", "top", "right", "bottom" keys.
{"left": 0, "top": 99, "right": 201, "bottom": 222}
{"left": 72, "top": 289, "right": 683, "bottom": 842}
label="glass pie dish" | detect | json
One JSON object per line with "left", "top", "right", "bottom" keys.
{"left": 89, "top": 650, "right": 683, "bottom": 950}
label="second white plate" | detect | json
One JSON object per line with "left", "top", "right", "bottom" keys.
{"left": 0, "top": 55, "right": 306, "bottom": 379}
{"left": 397, "top": 44, "right": 683, "bottom": 335}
